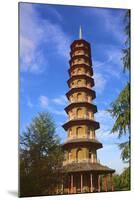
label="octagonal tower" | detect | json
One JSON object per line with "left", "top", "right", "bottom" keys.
{"left": 61, "top": 28, "right": 115, "bottom": 194}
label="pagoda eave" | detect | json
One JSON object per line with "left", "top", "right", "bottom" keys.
{"left": 62, "top": 162, "right": 115, "bottom": 174}
{"left": 69, "top": 54, "right": 91, "bottom": 65}
{"left": 65, "top": 102, "right": 97, "bottom": 114}
{"left": 62, "top": 138, "right": 103, "bottom": 149}
{"left": 70, "top": 39, "right": 90, "bottom": 50}
{"left": 70, "top": 46, "right": 90, "bottom": 57}
{"left": 67, "top": 74, "right": 94, "bottom": 87}
{"left": 62, "top": 119, "right": 100, "bottom": 131}
{"left": 68, "top": 64, "right": 93, "bottom": 76}
{"left": 66, "top": 87, "right": 96, "bottom": 100}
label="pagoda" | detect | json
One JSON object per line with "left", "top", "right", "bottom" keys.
{"left": 61, "top": 27, "right": 115, "bottom": 194}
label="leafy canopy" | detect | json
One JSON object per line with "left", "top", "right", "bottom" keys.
{"left": 20, "top": 112, "right": 64, "bottom": 197}
{"left": 107, "top": 10, "right": 130, "bottom": 164}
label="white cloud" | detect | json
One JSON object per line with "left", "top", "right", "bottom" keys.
{"left": 39, "top": 95, "right": 67, "bottom": 116}
{"left": 52, "top": 95, "right": 68, "bottom": 105}
{"left": 45, "top": 6, "right": 63, "bottom": 22}
{"left": 20, "top": 4, "right": 47, "bottom": 73}
{"left": 20, "top": 3, "right": 71, "bottom": 73}
{"left": 95, "top": 110, "right": 128, "bottom": 174}
{"left": 102, "top": 9, "right": 125, "bottom": 43}
{"left": 94, "top": 73, "right": 106, "bottom": 94}
{"left": 50, "top": 109, "right": 66, "bottom": 116}
{"left": 92, "top": 45, "right": 123, "bottom": 95}
{"left": 39, "top": 96, "right": 49, "bottom": 108}
{"left": 84, "top": 8, "right": 125, "bottom": 43}
{"left": 95, "top": 110, "right": 116, "bottom": 142}
{"left": 93, "top": 45, "right": 123, "bottom": 79}
{"left": 42, "top": 19, "right": 70, "bottom": 58}
{"left": 98, "top": 143, "right": 128, "bottom": 174}
{"left": 96, "top": 110, "right": 112, "bottom": 123}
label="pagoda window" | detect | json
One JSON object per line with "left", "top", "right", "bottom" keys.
{"left": 77, "top": 58, "right": 82, "bottom": 64}
{"left": 77, "top": 68, "right": 82, "bottom": 74}
{"left": 77, "top": 93, "right": 82, "bottom": 101}
{"left": 71, "top": 81, "right": 74, "bottom": 88}
{"left": 72, "top": 70, "right": 75, "bottom": 74}
{"left": 76, "top": 148, "right": 83, "bottom": 162}
{"left": 70, "top": 94, "right": 74, "bottom": 102}
{"left": 88, "top": 111, "right": 94, "bottom": 119}
{"left": 76, "top": 127, "right": 82, "bottom": 138}
{"left": 77, "top": 79, "right": 82, "bottom": 87}
{"left": 86, "top": 81, "right": 90, "bottom": 88}
{"left": 77, "top": 108, "right": 83, "bottom": 118}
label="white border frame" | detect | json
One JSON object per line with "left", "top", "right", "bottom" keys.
{"left": 0, "top": 0, "right": 133, "bottom": 199}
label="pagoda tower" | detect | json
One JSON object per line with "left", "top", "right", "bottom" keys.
{"left": 61, "top": 27, "right": 115, "bottom": 194}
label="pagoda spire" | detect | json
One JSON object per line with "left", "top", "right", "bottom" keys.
{"left": 79, "top": 25, "right": 82, "bottom": 39}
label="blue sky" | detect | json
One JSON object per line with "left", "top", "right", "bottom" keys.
{"left": 20, "top": 3, "right": 129, "bottom": 174}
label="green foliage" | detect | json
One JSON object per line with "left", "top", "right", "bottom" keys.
{"left": 19, "top": 112, "right": 64, "bottom": 197}
{"left": 120, "top": 166, "right": 130, "bottom": 189}
{"left": 107, "top": 10, "right": 130, "bottom": 163}
{"left": 122, "top": 47, "right": 130, "bottom": 72}
{"left": 113, "top": 174, "right": 121, "bottom": 190}
{"left": 119, "top": 141, "right": 130, "bottom": 162}
{"left": 108, "top": 83, "right": 130, "bottom": 138}
{"left": 113, "top": 167, "right": 130, "bottom": 191}
{"left": 122, "top": 10, "right": 130, "bottom": 72}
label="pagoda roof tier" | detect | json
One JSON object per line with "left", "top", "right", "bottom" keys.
{"left": 65, "top": 102, "right": 97, "bottom": 114}
{"left": 62, "top": 118, "right": 100, "bottom": 131}
{"left": 68, "top": 64, "right": 93, "bottom": 76}
{"left": 70, "top": 39, "right": 90, "bottom": 50}
{"left": 70, "top": 46, "right": 90, "bottom": 57}
{"left": 67, "top": 74, "right": 94, "bottom": 87}
{"left": 69, "top": 55, "right": 92, "bottom": 66}
{"left": 63, "top": 138, "right": 102, "bottom": 150}
{"left": 62, "top": 162, "right": 115, "bottom": 174}
{"left": 66, "top": 87, "right": 96, "bottom": 100}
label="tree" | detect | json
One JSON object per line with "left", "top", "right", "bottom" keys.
{"left": 113, "top": 167, "right": 130, "bottom": 191}
{"left": 113, "top": 174, "right": 121, "bottom": 191}
{"left": 19, "top": 112, "right": 64, "bottom": 197}
{"left": 120, "top": 167, "right": 130, "bottom": 190}
{"left": 122, "top": 10, "right": 130, "bottom": 72}
{"left": 108, "top": 10, "right": 130, "bottom": 163}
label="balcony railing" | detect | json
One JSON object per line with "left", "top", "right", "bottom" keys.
{"left": 69, "top": 99, "right": 92, "bottom": 104}
{"left": 65, "top": 135, "right": 96, "bottom": 142}
{"left": 71, "top": 73, "right": 91, "bottom": 77}
{"left": 71, "top": 85, "right": 91, "bottom": 89}
{"left": 63, "top": 158, "right": 99, "bottom": 166}
{"left": 68, "top": 115, "right": 94, "bottom": 121}
{"left": 72, "top": 53, "right": 89, "bottom": 57}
